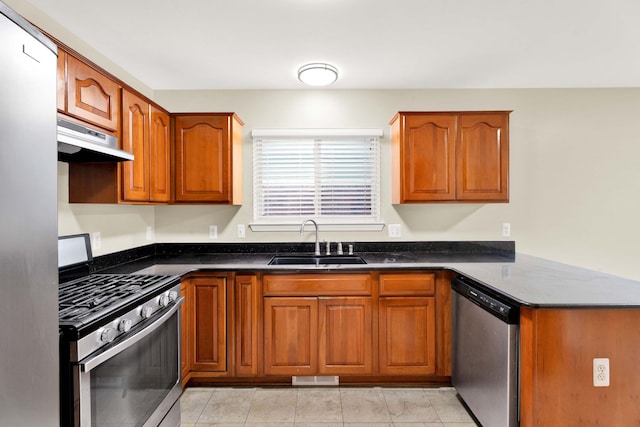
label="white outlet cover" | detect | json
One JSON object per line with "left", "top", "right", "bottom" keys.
{"left": 92, "top": 232, "right": 101, "bottom": 250}
{"left": 593, "top": 357, "right": 610, "bottom": 387}
{"left": 209, "top": 225, "right": 218, "bottom": 239}
{"left": 237, "top": 224, "right": 246, "bottom": 239}
{"left": 388, "top": 224, "right": 402, "bottom": 237}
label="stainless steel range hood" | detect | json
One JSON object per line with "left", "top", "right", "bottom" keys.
{"left": 57, "top": 117, "right": 134, "bottom": 162}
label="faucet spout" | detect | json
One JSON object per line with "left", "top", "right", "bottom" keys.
{"left": 300, "top": 219, "right": 321, "bottom": 256}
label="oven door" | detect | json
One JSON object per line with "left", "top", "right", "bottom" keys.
{"left": 75, "top": 298, "right": 183, "bottom": 427}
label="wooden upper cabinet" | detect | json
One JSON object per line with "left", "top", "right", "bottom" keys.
{"left": 390, "top": 111, "right": 510, "bottom": 203}
{"left": 456, "top": 113, "right": 509, "bottom": 201}
{"left": 149, "top": 106, "right": 171, "bottom": 202}
{"left": 173, "top": 113, "right": 243, "bottom": 204}
{"left": 391, "top": 114, "right": 457, "bottom": 202}
{"left": 64, "top": 55, "right": 120, "bottom": 132}
{"left": 56, "top": 50, "right": 66, "bottom": 111}
{"left": 121, "top": 89, "right": 150, "bottom": 201}
{"left": 121, "top": 89, "right": 172, "bottom": 203}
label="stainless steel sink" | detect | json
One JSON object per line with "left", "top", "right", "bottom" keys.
{"left": 268, "top": 255, "right": 367, "bottom": 265}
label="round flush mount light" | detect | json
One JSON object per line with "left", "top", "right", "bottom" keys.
{"left": 297, "top": 63, "right": 338, "bottom": 86}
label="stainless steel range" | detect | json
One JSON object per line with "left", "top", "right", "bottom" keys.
{"left": 58, "top": 234, "right": 183, "bottom": 427}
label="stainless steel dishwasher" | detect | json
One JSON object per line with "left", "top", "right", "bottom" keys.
{"left": 451, "top": 276, "right": 519, "bottom": 427}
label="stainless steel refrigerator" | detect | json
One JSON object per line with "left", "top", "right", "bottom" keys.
{"left": 0, "top": 1, "right": 58, "bottom": 425}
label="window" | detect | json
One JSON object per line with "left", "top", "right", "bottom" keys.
{"left": 251, "top": 129, "right": 382, "bottom": 230}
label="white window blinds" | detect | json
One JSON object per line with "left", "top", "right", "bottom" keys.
{"left": 252, "top": 130, "right": 381, "bottom": 224}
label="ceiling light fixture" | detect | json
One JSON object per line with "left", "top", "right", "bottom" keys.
{"left": 297, "top": 63, "right": 338, "bottom": 86}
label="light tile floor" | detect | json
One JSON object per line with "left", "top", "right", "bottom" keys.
{"left": 180, "top": 386, "right": 479, "bottom": 426}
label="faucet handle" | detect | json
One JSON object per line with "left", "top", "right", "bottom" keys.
{"left": 325, "top": 240, "right": 331, "bottom": 255}
{"left": 337, "top": 242, "right": 343, "bottom": 255}
{"left": 348, "top": 244, "right": 354, "bottom": 255}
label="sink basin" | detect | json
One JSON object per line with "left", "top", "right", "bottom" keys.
{"left": 268, "top": 255, "right": 367, "bottom": 265}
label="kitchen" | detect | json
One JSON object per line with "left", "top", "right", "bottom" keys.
{"left": 3, "top": 0, "right": 640, "bottom": 426}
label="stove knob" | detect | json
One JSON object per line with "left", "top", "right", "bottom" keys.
{"left": 158, "top": 294, "right": 170, "bottom": 307}
{"left": 168, "top": 290, "right": 178, "bottom": 302}
{"left": 118, "top": 319, "right": 132, "bottom": 332}
{"left": 100, "top": 328, "right": 116, "bottom": 343}
{"left": 140, "top": 305, "right": 153, "bottom": 319}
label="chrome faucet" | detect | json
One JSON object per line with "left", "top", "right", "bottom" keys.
{"left": 300, "top": 219, "right": 321, "bottom": 256}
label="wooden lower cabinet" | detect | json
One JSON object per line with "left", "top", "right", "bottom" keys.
{"left": 180, "top": 280, "right": 192, "bottom": 382}
{"left": 319, "top": 297, "right": 373, "bottom": 375}
{"left": 235, "top": 275, "right": 260, "bottom": 376}
{"left": 263, "top": 297, "right": 318, "bottom": 376}
{"left": 378, "top": 297, "right": 436, "bottom": 375}
{"left": 519, "top": 307, "right": 640, "bottom": 426}
{"left": 263, "top": 296, "right": 373, "bottom": 376}
{"left": 188, "top": 276, "right": 227, "bottom": 372}
{"left": 182, "top": 270, "right": 450, "bottom": 385}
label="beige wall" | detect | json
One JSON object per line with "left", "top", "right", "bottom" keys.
{"left": 59, "top": 89, "right": 640, "bottom": 281}
{"left": 19, "top": 0, "right": 637, "bottom": 280}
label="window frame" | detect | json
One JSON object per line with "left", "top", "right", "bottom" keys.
{"left": 250, "top": 129, "right": 384, "bottom": 232}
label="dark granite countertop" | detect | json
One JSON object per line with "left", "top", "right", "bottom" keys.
{"left": 92, "top": 241, "right": 640, "bottom": 308}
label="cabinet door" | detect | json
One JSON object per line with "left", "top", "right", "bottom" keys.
{"left": 56, "top": 50, "right": 66, "bottom": 111}
{"left": 379, "top": 297, "right": 436, "bottom": 375}
{"left": 65, "top": 55, "right": 119, "bottom": 131}
{"left": 263, "top": 297, "right": 318, "bottom": 376}
{"left": 191, "top": 276, "right": 227, "bottom": 372}
{"left": 318, "top": 297, "right": 372, "bottom": 375}
{"left": 235, "top": 275, "right": 260, "bottom": 376}
{"left": 174, "top": 115, "right": 231, "bottom": 203}
{"left": 456, "top": 112, "right": 509, "bottom": 201}
{"left": 121, "top": 89, "right": 150, "bottom": 202}
{"left": 399, "top": 114, "right": 457, "bottom": 202}
{"left": 149, "top": 106, "right": 171, "bottom": 202}
{"left": 181, "top": 280, "right": 192, "bottom": 382}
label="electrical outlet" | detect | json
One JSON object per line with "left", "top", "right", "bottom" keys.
{"left": 209, "top": 225, "right": 218, "bottom": 239}
{"left": 146, "top": 226, "right": 154, "bottom": 241}
{"left": 92, "top": 232, "right": 101, "bottom": 250}
{"left": 502, "top": 223, "right": 511, "bottom": 237}
{"left": 593, "top": 358, "right": 610, "bottom": 387}
{"left": 237, "top": 224, "right": 246, "bottom": 239}
{"left": 388, "top": 224, "right": 402, "bottom": 238}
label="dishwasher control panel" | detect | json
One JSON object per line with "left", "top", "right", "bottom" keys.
{"left": 452, "top": 276, "right": 519, "bottom": 324}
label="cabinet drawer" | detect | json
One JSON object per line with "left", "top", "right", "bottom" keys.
{"left": 264, "top": 273, "right": 372, "bottom": 296}
{"left": 379, "top": 273, "right": 435, "bottom": 296}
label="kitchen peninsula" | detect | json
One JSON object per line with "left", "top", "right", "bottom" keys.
{"left": 91, "top": 240, "right": 640, "bottom": 427}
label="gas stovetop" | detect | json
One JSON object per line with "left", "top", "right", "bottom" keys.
{"left": 58, "top": 273, "right": 179, "bottom": 337}
{"left": 59, "top": 274, "right": 177, "bottom": 320}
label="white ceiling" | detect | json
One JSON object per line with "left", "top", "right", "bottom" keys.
{"left": 22, "top": 0, "right": 640, "bottom": 90}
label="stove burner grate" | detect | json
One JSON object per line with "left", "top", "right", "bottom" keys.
{"left": 58, "top": 274, "right": 175, "bottom": 323}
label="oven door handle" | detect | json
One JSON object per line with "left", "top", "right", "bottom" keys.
{"left": 80, "top": 296, "right": 184, "bottom": 372}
